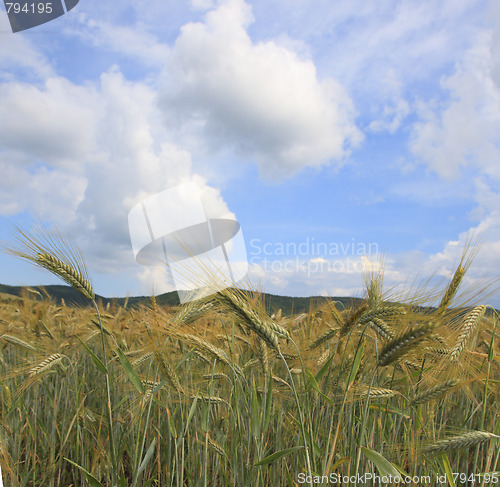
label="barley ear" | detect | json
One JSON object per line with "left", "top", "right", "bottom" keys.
{"left": 28, "top": 353, "right": 66, "bottom": 378}
{"left": 308, "top": 327, "right": 337, "bottom": 350}
{"left": 422, "top": 431, "right": 500, "bottom": 455}
{"left": 216, "top": 289, "right": 281, "bottom": 351}
{"left": 4, "top": 225, "right": 95, "bottom": 301}
{"left": 37, "top": 253, "right": 95, "bottom": 301}
{"left": 449, "top": 305, "right": 487, "bottom": 361}
{"left": 436, "top": 238, "right": 480, "bottom": 316}
{"left": 409, "top": 379, "right": 460, "bottom": 406}
{"left": 378, "top": 323, "right": 434, "bottom": 367}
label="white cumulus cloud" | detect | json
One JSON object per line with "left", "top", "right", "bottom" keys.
{"left": 0, "top": 65, "right": 235, "bottom": 294}
{"left": 158, "top": 0, "right": 362, "bottom": 179}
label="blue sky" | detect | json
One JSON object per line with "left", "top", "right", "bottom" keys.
{"left": 0, "top": 0, "right": 499, "bottom": 305}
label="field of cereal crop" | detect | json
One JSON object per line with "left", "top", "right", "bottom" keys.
{"left": 0, "top": 230, "right": 499, "bottom": 486}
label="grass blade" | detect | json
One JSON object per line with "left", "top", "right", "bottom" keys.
{"left": 116, "top": 347, "right": 144, "bottom": 394}
{"left": 76, "top": 336, "right": 108, "bottom": 374}
{"left": 437, "top": 453, "right": 457, "bottom": 487}
{"left": 360, "top": 447, "right": 401, "bottom": 478}
{"left": 254, "top": 446, "right": 304, "bottom": 466}
{"left": 64, "top": 458, "right": 103, "bottom": 487}
{"left": 136, "top": 437, "right": 157, "bottom": 480}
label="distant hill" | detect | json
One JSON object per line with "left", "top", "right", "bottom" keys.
{"left": 2, "top": 283, "right": 498, "bottom": 318}
{"left": 0, "top": 283, "right": 362, "bottom": 315}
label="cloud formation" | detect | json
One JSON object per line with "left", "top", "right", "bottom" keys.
{"left": 158, "top": 0, "right": 362, "bottom": 179}
{"left": 407, "top": 9, "right": 500, "bottom": 304}
{"left": 0, "top": 65, "right": 234, "bottom": 293}
{"left": 410, "top": 42, "right": 500, "bottom": 181}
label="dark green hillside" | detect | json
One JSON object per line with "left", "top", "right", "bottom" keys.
{"left": 0, "top": 283, "right": 361, "bottom": 315}
{"left": 2, "top": 283, "right": 496, "bottom": 316}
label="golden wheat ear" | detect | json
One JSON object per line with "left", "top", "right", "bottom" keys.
{"left": 3, "top": 224, "right": 95, "bottom": 301}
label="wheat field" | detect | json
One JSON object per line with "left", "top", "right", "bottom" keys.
{"left": 0, "top": 230, "right": 499, "bottom": 486}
